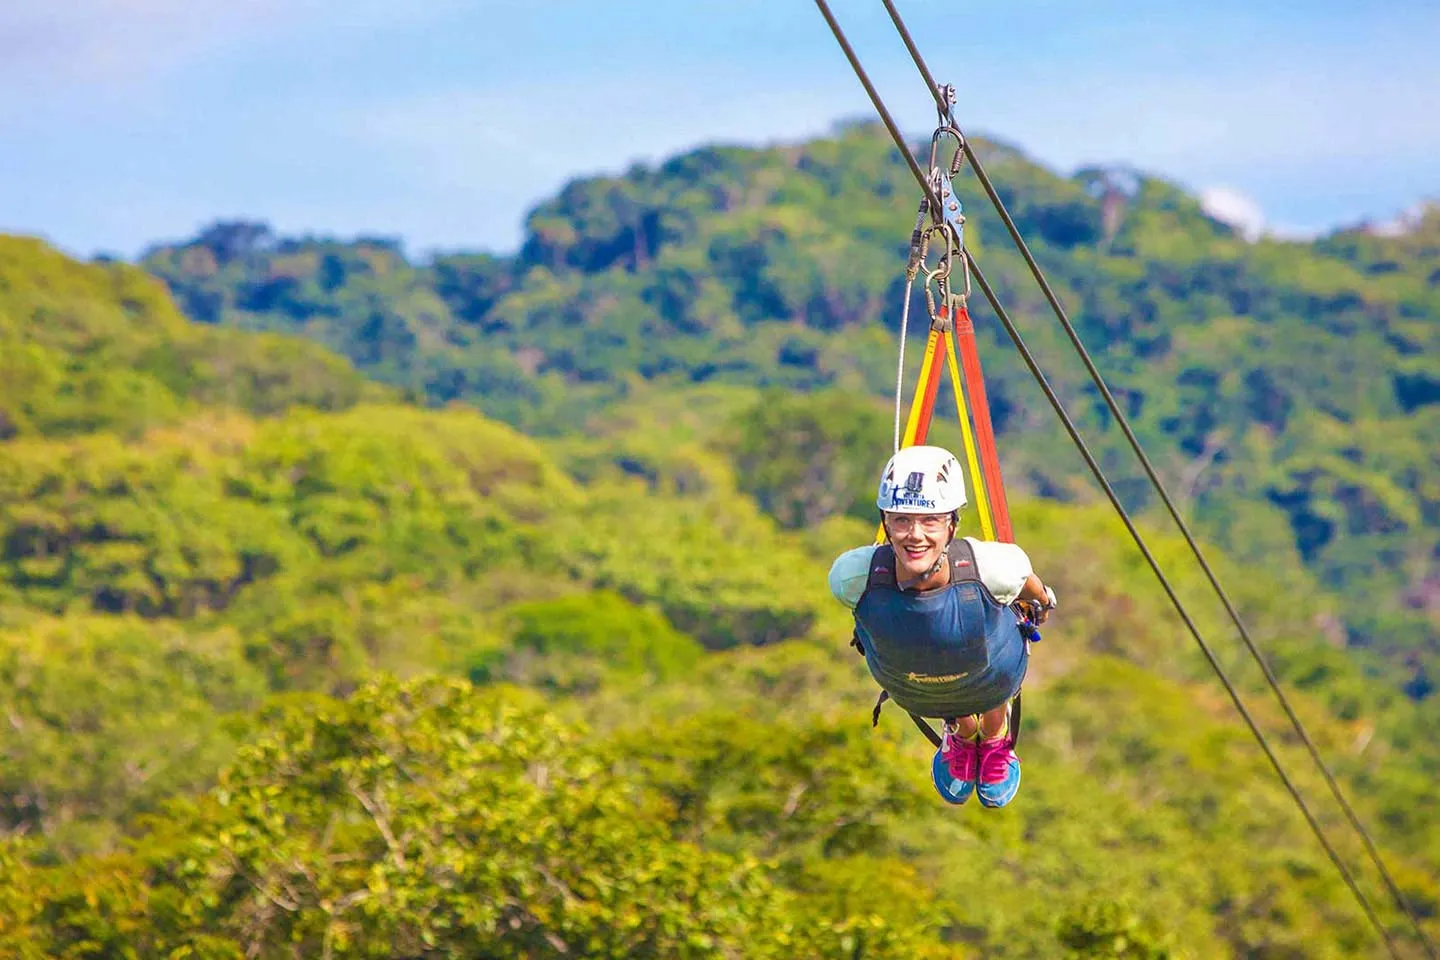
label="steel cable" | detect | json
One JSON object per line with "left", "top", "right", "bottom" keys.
{"left": 878, "top": 2, "right": 1435, "bottom": 955}
{"left": 811, "top": 1, "right": 1408, "bottom": 954}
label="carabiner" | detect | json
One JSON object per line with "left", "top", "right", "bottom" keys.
{"left": 928, "top": 125, "right": 964, "bottom": 179}
{"left": 919, "top": 224, "right": 965, "bottom": 328}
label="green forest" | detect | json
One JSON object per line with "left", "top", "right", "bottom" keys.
{"left": 1, "top": 122, "right": 1437, "bottom": 957}
{"left": 139, "top": 124, "right": 1440, "bottom": 689}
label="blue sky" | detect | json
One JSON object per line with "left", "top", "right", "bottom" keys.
{"left": 1, "top": 0, "right": 1436, "bottom": 260}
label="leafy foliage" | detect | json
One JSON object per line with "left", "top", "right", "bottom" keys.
{"left": 1056, "top": 899, "right": 1172, "bottom": 959}
{"left": 0, "top": 678, "right": 948, "bottom": 959}
{"left": 0, "top": 236, "right": 385, "bottom": 440}
{"left": 0, "top": 405, "right": 577, "bottom": 618}
{"left": 1, "top": 133, "right": 1437, "bottom": 955}
{"left": 0, "top": 615, "right": 263, "bottom": 854}
{"left": 469, "top": 590, "right": 704, "bottom": 692}
{"left": 137, "top": 128, "right": 1440, "bottom": 687}
{"left": 728, "top": 387, "right": 891, "bottom": 528}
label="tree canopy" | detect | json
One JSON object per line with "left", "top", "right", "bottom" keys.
{"left": 0, "top": 121, "right": 1436, "bottom": 955}
{"left": 139, "top": 127, "right": 1440, "bottom": 690}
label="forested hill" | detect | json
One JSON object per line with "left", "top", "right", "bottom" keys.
{"left": 138, "top": 122, "right": 1440, "bottom": 691}
{"left": 0, "top": 236, "right": 387, "bottom": 439}
{"left": 1, "top": 234, "right": 1438, "bottom": 955}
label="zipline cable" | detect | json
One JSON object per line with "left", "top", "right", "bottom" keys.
{"left": 878, "top": 3, "right": 1435, "bottom": 954}
{"left": 809, "top": 2, "right": 1404, "bottom": 954}
{"left": 970, "top": 255, "right": 1401, "bottom": 959}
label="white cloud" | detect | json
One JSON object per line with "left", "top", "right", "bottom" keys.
{"left": 1200, "top": 185, "right": 1266, "bottom": 241}
{"left": 1366, "top": 200, "right": 1440, "bottom": 238}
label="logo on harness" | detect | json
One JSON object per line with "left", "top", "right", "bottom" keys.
{"left": 906, "top": 670, "right": 970, "bottom": 683}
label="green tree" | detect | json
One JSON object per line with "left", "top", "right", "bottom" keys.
{"left": 0, "top": 615, "right": 264, "bottom": 852}
{"left": 1056, "top": 899, "right": 1171, "bottom": 959}
{"left": 469, "top": 590, "right": 704, "bottom": 693}
{"left": 0, "top": 235, "right": 382, "bottom": 441}
{"left": 0, "top": 677, "right": 948, "bottom": 958}
{"left": 728, "top": 387, "right": 890, "bottom": 528}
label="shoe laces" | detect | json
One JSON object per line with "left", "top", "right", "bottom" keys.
{"left": 942, "top": 732, "right": 979, "bottom": 780}
{"left": 978, "top": 736, "right": 1016, "bottom": 784}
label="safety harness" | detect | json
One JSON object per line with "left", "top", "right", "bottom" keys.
{"left": 880, "top": 90, "right": 1011, "bottom": 545}
{"left": 858, "top": 91, "right": 1035, "bottom": 750}
{"left": 850, "top": 541, "right": 1028, "bottom": 749}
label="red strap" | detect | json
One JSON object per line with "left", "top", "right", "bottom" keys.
{"left": 952, "top": 307, "right": 1012, "bottom": 542}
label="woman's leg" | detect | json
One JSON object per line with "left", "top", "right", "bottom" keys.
{"left": 948, "top": 701, "right": 1008, "bottom": 740}
{"left": 978, "top": 701, "right": 1009, "bottom": 740}
{"left": 950, "top": 714, "right": 979, "bottom": 738}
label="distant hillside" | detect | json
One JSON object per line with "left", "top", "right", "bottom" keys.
{"left": 1, "top": 237, "right": 1437, "bottom": 955}
{"left": 138, "top": 125, "right": 1440, "bottom": 691}
{"left": 0, "top": 235, "right": 388, "bottom": 441}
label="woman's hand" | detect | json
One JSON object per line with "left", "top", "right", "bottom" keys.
{"left": 1018, "top": 575, "right": 1056, "bottom": 624}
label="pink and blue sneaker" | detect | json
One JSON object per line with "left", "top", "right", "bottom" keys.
{"left": 931, "top": 730, "right": 978, "bottom": 805}
{"left": 976, "top": 736, "right": 1022, "bottom": 808}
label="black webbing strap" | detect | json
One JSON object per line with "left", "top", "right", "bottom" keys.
{"left": 899, "top": 699, "right": 1019, "bottom": 751}
{"left": 1010, "top": 691, "right": 1023, "bottom": 748}
{"left": 871, "top": 691, "right": 944, "bottom": 748}
{"left": 871, "top": 689, "right": 1021, "bottom": 750}
{"left": 908, "top": 712, "right": 943, "bottom": 748}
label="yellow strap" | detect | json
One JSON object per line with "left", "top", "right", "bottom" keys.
{"left": 944, "top": 329, "right": 995, "bottom": 541}
{"left": 876, "top": 330, "right": 944, "bottom": 544}
{"left": 901, "top": 329, "right": 942, "bottom": 447}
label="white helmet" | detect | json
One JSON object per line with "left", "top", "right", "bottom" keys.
{"left": 876, "top": 445, "right": 967, "bottom": 514}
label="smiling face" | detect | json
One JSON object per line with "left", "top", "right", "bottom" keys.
{"left": 883, "top": 512, "right": 955, "bottom": 579}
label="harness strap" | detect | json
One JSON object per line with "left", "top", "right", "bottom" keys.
{"left": 940, "top": 314, "right": 995, "bottom": 540}
{"left": 907, "top": 700, "right": 1019, "bottom": 751}
{"left": 865, "top": 540, "right": 982, "bottom": 593}
{"left": 909, "top": 712, "right": 944, "bottom": 748}
{"left": 868, "top": 683, "right": 1020, "bottom": 751}
{"left": 951, "top": 306, "right": 1013, "bottom": 541}
{"left": 869, "top": 688, "right": 946, "bottom": 748}
{"left": 876, "top": 327, "right": 947, "bottom": 545}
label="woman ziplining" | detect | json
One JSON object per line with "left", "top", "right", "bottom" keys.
{"left": 812, "top": 12, "right": 1431, "bottom": 955}
{"left": 827, "top": 111, "right": 1056, "bottom": 808}
{"left": 829, "top": 445, "right": 1055, "bottom": 807}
